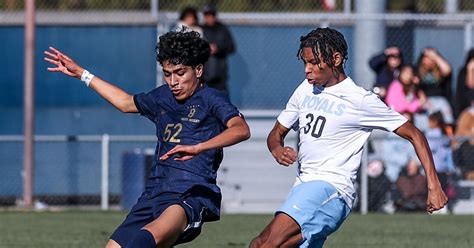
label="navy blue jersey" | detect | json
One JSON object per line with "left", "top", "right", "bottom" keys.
{"left": 133, "top": 84, "right": 240, "bottom": 220}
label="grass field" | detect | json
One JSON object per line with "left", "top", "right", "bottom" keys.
{"left": 0, "top": 211, "right": 472, "bottom": 248}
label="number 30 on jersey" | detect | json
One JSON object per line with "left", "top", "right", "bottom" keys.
{"left": 303, "top": 114, "right": 326, "bottom": 138}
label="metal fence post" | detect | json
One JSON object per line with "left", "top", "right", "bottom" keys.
{"left": 353, "top": 0, "right": 386, "bottom": 90}
{"left": 445, "top": 0, "right": 458, "bottom": 14}
{"left": 465, "top": 21, "right": 472, "bottom": 53}
{"left": 101, "top": 134, "right": 109, "bottom": 210}
{"left": 150, "top": 0, "right": 158, "bottom": 19}
{"left": 155, "top": 0, "right": 167, "bottom": 87}
{"left": 23, "top": 0, "right": 36, "bottom": 209}
{"left": 344, "top": 0, "right": 351, "bottom": 14}
{"left": 360, "top": 141, "right": 369, "bottom": 215}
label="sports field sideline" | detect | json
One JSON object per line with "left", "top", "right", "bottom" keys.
{"left": 0, "top": 211, "right": 472, "bottom": 248}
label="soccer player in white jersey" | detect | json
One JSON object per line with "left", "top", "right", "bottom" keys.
{"left": 250, "top": 28, "right": 447, "bottom": 248}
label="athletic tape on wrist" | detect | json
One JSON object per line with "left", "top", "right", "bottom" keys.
{"left": 80, "top": 70, "right": 94, "bottom": 87}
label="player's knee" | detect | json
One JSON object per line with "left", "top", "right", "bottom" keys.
{"left": 149, "top": 230, "right": 180, "bottom": 248}
{"left": 124, "top": 229, "right": 156, "bottom": 248}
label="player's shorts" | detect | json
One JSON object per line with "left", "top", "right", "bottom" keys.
{"left": 277, "top": 180, "right": 351, "bottom": 248}
{"left": 110, "top": 191, "right": 206, "bottom": 247}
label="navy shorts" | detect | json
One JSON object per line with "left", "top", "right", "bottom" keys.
{"left": 110, "top": 191, "right": 207, "bottom": 247}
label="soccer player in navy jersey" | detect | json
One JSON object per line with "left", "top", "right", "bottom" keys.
{"left": 44, "top": 30, "right": 250, "bottom": 248}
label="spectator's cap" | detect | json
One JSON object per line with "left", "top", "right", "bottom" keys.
{"left": 202, "top": 3, "right": 217, "bottom": 15}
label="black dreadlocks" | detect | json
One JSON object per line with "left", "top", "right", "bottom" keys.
{"left": 297, "top": 27, "right": 348, "bottom": 70}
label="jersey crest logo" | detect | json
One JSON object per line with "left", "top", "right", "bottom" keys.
{"left": 181, "top": 105, "right": 200, "bottom": 123}
{"left": 188, "top": 108, "right": 196, "bottom": 118}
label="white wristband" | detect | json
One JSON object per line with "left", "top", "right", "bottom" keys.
{"left": 80, "top": 70, "right": 94, "bottom": 87}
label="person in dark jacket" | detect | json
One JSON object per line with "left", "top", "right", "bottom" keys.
{"left": 369, "top": 46, "right": 403, "bottom": 101}
{"left": 394, "top": 159, "right": 428, "bottom": 212}
{"left": 201, "top": 3, "right": 236, "bottom": 94}
{"left": 367, "top": 160, "right": 392, "bottom": 212}
{"left": 454, "top": 48, "right": 474, "bottom": 118}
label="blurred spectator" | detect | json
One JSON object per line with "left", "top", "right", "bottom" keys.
{"left": 381, "top": 112, "right": 418, "bottom": 181}
{"left": 385, "top": 64, "right": 425, "bottom": 114}
{"left": 367, "top": 160, "right": 392, "bottom": 212}
{"left": 369, "top": 46, "right": 403, "bottom": 100}
{"left": 173, "top": 6, "right": 203, "bottom": 35}
{"left": 394, "top": 159, "right": 428, "bottom": 212}
{"left": 454, "top": 141, "right": 474, "bottom": 180}
{"left": 454, "top": 48, "right": 474, "bottom": 118}
{"left": 416, "top": 47, "right": 454, "bottom": 124}
{"left": 453, "top": 92, "right": 474, "bottom": 180}
{"left": 426, "top": 111, "right": 455, "bottom": 192}
{"left": 201, "top": 3, "right": 236, "bottom": 94}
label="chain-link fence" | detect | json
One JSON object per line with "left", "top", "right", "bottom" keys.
{"left": 1, "top": 0, "right": 474, "bottom": 213}
{"left": 355, "top": 134, "right": 474, "bottom": 214}
{"left": 0, "top": 135, "right": 156, "bottom": 209}
{"left": 1, "top": 0, "right": 474, "bottom": 12}
{"left": 0, "top": 128, "right": 299, "bottom": 213}
{"left": 0, "top": 133, "right": 472, "bottom": 213}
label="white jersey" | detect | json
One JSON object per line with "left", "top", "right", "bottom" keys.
{"left": 277, "top": 77, "right": 407, "bottom": 208}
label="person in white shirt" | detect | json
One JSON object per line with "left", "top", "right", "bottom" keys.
{"left": 249, "top": 27, "right": 447, "bottom": 248}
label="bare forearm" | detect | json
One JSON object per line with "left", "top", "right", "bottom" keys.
{"left": 88, "top": 75, "right": 138, "bottom": 113}
{"left": 266, "top": 123, "right": 297, "bottom": 166}
{"left": 395, "top": 122, "right": 441, "bottom": 189}
{"left": 267, "top": 128, "right": 285, "bottom": 154}
{"left": 395, "top": 121, "right": 447, "bottom": 212}
{"left": 43, "top": 48, "right": 138, "bottom": 113}
{"left": 405, "top": 129, "right": 440, "bottom": 189}
{"left": 197, "top": 118, "right": 250, "bottom": 151}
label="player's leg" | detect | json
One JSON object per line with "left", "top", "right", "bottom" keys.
{"left": 281, "top": 230, "right": 306, "bottom": 248}
{"left": 105, "top": 239, "right": 121, "bottom": 248}
{"left": 249, "top": 212, "right": 302, "bottom": 247}
{"left": 108, "top": 193, "right": 157, "bottom": 248}
{"left": 126, "top": 204, "right": 187, "bottom": 248}
{"left": 252, "top": 180, "right": 351, "bottom": 248}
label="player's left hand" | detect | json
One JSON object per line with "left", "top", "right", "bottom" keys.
{"left": 159, "top": 145, "right": 201, "bottom": 161}
{"left": 271, "top": 146, "right": 297, "bottom": 166}
{"left": 426, "top": 186, "right": 448, "bottom": 213}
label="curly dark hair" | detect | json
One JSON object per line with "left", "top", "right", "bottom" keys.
{"left": 156, "top": 29, "right": 210, "bottom": 67}
{"left": 297, "top": 27, "right": 348, "bottom": 70}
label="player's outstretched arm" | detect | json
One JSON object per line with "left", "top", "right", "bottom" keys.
{"left": 267, "top": 122, "right": 297, "bottom": 167}
{"left": 44, "top": 47, "right": 138, "bottom": 113}
{"left": 160, "top": 116, "right": 250, "bottom": 161}
{"left": 394, "top": 121, "right": 448, "bottom": 213}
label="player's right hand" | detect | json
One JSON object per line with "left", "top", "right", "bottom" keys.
{"left": 159, "top": 144, "right": 201, "bottom": 161}
{"left": 44, "top": 47, "right": 84, "bottom": 79}
{"left": 426, "top": 185, "right": 448, "bottom": 213}
{"left": 271, "top": 146, "right": 297, "bottom": 167}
